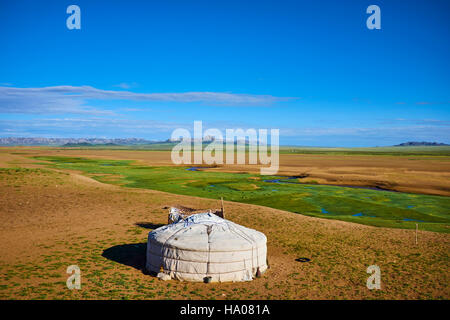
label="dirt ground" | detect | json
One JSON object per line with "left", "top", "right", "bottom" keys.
{"left": 0, "top": 149, "right": 448, "bottom": 299}
{"left": 2, "top": 147, "right": 449, "bottom": 196}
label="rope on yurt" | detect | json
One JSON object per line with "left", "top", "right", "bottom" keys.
{"left": 227, "top": 222, "right": 259, "bottom": 275}
{"left": 227, "top": 225, "right": 254, "bottom": 271}
{"left": 206, "top": 224, "right": 212, "bottom": 276}
{"left": 230, "top": 222, "right": 261, "bottom": 276}
{"left": 159, "top": 227, "right": 186, "bottom": 273}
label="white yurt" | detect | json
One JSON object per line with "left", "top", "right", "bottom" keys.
{"left": 146, "top": 210, "right": 267, "bottom": 282}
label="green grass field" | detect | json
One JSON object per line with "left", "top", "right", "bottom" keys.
{"left": 34, "top": 156, "right": 450, "bottom": 233}
{"left": 41, "top": 144, "right": 450, "bottom": 156}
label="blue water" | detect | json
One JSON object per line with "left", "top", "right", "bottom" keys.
{"left": 186, "top": 167, "right": 202, "bottom": 171}
{"left": 208, "top": 185, "right": 215, "bottom": 187}
{"left": 407, "top": 205, "right": 414, "bottom": 209}
{"left": 321, "top": 208, "right": 329, "bottom": 214}
{"left": 353, "top": 212, "right": 364, "bottom": 217}
{"left": 403, "top": 218, "right": 424, "bottom": 222}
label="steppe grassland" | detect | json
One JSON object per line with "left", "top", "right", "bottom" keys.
{"left": 0, "top": 147, "right": 448, "bottom": 299}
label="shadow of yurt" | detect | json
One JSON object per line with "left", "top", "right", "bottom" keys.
{"left": 102, "top": 243, "right": 147, "bottom": 272}
{"left": 134, "top": 222, "right": 165, "bottom": 229}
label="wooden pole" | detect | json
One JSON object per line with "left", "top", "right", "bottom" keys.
{"left": 415, "top": 223, "right": 418, "bottom": 245}
{"left": 221, "top": 197, "right": 225, "bottom": 219}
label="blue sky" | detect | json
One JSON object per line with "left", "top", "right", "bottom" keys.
{"left": 0, "top": 0, "right": 449, "bottom": 146}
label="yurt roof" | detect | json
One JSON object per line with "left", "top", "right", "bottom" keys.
{"left": 148, "top": 212, "right": 266, "bottom": 252}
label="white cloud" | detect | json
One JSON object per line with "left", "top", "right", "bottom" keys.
{"left": 0, "top": 85, "right": 292, "bottom": 115}
{"left": 0, "top": 117, "right": 189, "bottom": 139}
{"left": 280, "top": 125, "right": 450, "bottom": 141}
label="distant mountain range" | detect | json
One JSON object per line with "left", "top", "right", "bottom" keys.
{"left": 0, "top": 137, "right": 155, "bottom": 146}
{"left": 0, "top": 136, "right": 225, "bottom": 146}
{"left": 394, "top": 141, "right": 449, "bottom": 146}
{"left": 1, "top": 137, "right": 449, "bottom": 147}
